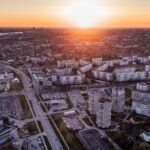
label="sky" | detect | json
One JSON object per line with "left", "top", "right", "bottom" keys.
{"left": 0, "top": 0, "right": 150, "bottom": 28}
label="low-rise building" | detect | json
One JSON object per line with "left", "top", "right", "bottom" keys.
{"left": 59, "top": 75, "right": 86, "bottom": 85}
{"left": 114, "top": 67, "right": 136, "bottom": 74}
{"left": 79, "top": 63, "right": 92, "bottom": 73}
{"left": 79, "top": 60, "right": 90, "bottom": 66}
{"left": 92, "top": 71, "right": 113, "bottom": 81}
{"left": 57, "top": 60, "right": 79, "bottom": 68}
{"left": 138, "top": 57, "right": 149, "bottom": 64}
{"left": 145, "top": 65, "right": 150, "bottom": 72}
{"left": 116, "top": 71, "right": 147, "bottom": 82}
{"left": 92, "top": 58, "right": 103, "bottom": 65}
{"left": 136, "top": 83, "right": 149, "bottom": 91}
{"left": 55, "top": 68, "right": 73, "bottom": 76}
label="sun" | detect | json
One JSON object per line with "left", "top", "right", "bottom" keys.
{"left": 62, "top": 1, "right": 108, "bottom": 28}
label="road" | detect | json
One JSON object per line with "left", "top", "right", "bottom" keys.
{"left": 28, "top": 67, "right": 69, "bottom": 150}
{"left": 0, "top": 62, "right": 64, "bottom": 150}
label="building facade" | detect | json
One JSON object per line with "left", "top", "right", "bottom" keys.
{"left": 96, "top": 98, "right": 112, "bottom": 128}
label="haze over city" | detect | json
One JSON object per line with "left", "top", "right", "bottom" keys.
{"left": 0, "top": 1, "right": 150, "bottom": 150}
{"left": 0, "top": 0, "right": 150, "bottom": 28}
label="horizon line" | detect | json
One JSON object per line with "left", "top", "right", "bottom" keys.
{"left": 0, "top": 26, "right": 150, "bottom": 29}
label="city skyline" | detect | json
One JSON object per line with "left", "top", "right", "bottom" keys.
{"left": 1, "top": 0, "right": 150, "bottom": 28}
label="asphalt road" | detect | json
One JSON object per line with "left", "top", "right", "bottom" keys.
{"left": 0, "top": 62, "right": 63, "bottom": 150}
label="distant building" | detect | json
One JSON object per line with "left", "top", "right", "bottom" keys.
{"left": 116, "top": 71, "right": 147, "bottom": 82}
{"left": 79, "top": 63, "right": 92, "bottom": 73}
{"left": 55, "top": 68, "right": 73, "bottom": 76}
{"left": 148, "top": 72, "right": 150, "bottom": 80}
{"left": 59, "top": 75, "right": 86, "bottom": 85}
{"left": 145, "top": 65, "right": 150, "bottom": 72}
{"left": 92, "top": 58, "right": 103, "bottom": 65}
{"left": 114, "top": 67, "right": 136, "bottom": 74}
{"left": 57, "top": 60, "right": 79, "bottom": 68}
{"left": 138, "top": 57, "right": 149, "bottom": 64}
{"left": 136, "top": 83, "right": 149, "bottom": 91}
{"left": 79, "top": 60, "right": 90, "bottom": 66}
{"left": 92, "top": 71, "right": 113, "bottom": 81}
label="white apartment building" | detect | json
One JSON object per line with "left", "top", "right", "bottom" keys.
{"left": 116, "top": 71, "right": 147, "bottom": 82}
{"left": 55, "top": 68, "right": 72, "bottom": 76}
{"left": 79, "top": 63, "right": 92, "bottom": 73}
{"left": 57, "top": 60, "right": 79, "bottom": 68}
{"left": 114, "top": 67, "right": 136, "bottom": 74}
{"left": 122, "top": 56, "right": 132, "bottom": 62}
{"left": 145, "top": 65, "right": 150, "bottom": 72}
{"left": 120, "top": 61, "right": 129, "bottom": 66}
{"left": 59, "top": 75, "right": 85, "bottom": 85}
{"left": 104, "top": 60, "right": 114, "bottom": 67}
{"left": 92, "top": 58, "right": 103, "bottom": 65}
{"left": 79, "top": 60, "right": 90, "bottom": 66}
{"left": 132, "top": 90, "right": 150, "bottom": 117}
{"left": 132, "top": 99, "right": 150, "bottom": 117}
{"left": 148, "top": 72, "right": 150, "bottom": 80}
{"left": 122, "top": 56, "right": 137, "bottom": 62}
{"left": 132, "top": 55, "right": 138, "bottom": 61}
{"left": 106, "top": 73, "right": 113, "bottom": 81}
{"left": 51, "top": 75, "right": 57, "bottom": 83}
{"left": 92, "top": 70, "right": 113, "bottom": 81}
{"left": 136, "top": 83, "right": 149, "bottom": 91}
{"left": 111, "top": 59, "right": 122, "bottom": 65}
{"left": 112, "top": 87, "right": 125, "bottom": 112}
{"left": 88, "top": 89, "right": 102, "bottom": 115}
{"left": 132, "top": 90, "right": 150, "bottom": 101}
{"left": 96, "top": 63, "right": 109, "bottom": 71}
{"left": 138, "top": 57, "right": 149, "bottom": 64}
{"left": 96, "top": 98, "right": 112, "bottom": 128}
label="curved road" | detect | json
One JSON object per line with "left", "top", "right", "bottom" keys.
{"left": 0, "top": 62, "right": 64, "bottom": 150}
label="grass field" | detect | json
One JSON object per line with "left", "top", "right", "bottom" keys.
{"left": 10, "top": 82, "right": 24, "bottom": 91}
{"left": 52, "top": 114, "right": 85, "bottom": 150}
{"left": 18, "top": 95, "right": 32, "bottom": 119}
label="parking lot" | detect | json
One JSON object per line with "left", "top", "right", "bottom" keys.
{"left": 0, "top": 96, "right": 23, "bottom": 119}
{"left": 63, "top": 115, "right": 84, "bottom": 131}
{"left": 78, "top": 129, "right": 116, "bottom": 150}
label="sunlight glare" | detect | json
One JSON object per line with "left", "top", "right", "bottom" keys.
{"left": 62, "top": 1, "right": 109, "bottom": 28}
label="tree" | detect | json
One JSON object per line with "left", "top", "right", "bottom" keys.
{"left": 138, "top": 142, "right": 148, "bottom": 150}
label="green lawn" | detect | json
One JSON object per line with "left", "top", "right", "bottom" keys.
{"left": 52, "top": 115, "right": 85, "bottom": 150}
{"left": 10, "top": 82, "right": 24, "bottom": 91}
{"left": 18, "top": 95, "right": 32, "bottom": 119}
{"left": 26, "top": 121, "right": 38, "bottom": 135}
{"left": 24, "top": 120, "right": 43, "bottom": 135}
{"left": 66, "top": 97, "right": 73, "bottom": 109}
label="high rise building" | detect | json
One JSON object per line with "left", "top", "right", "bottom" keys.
{"left": 112, "top": 87, "right": 125, "bottom": 113}
{"left": 96, "top": 98, "right": 112, "bottom": 128}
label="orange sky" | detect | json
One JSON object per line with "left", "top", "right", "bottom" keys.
{"left": 0, "top": 0, "right": 150, "bottom": 28}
